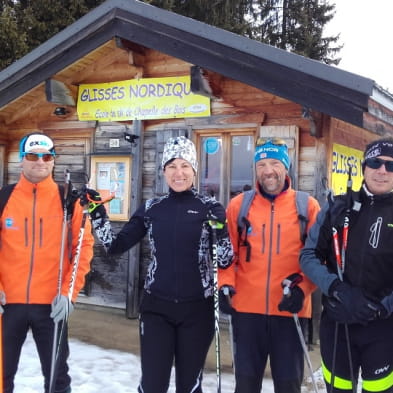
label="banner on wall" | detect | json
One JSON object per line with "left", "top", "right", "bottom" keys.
{"left": 331, "top": 143, "right": 363, "bottom": 195}
{"left": 77, "top": 76, "right": 210, "bottom": 122}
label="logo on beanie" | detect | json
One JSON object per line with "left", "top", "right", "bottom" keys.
{"left": 254, "top": 142, "right": 290, "bottom": 169}
{"left": 28, "top": 140, "right": 51, "bottom": 149}
{"left": 365, "top": 140, "right": 393, "bottom": 160}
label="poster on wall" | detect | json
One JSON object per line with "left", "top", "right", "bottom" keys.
{"left": 331, "top": 143, "right": 363, "bottom": 195}
{"left": 90, "top": 156, "right": 131, "bottom": 221}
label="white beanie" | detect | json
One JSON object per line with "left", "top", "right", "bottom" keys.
{"left": 162, "top": 136, "right": 198, "bottom": 172}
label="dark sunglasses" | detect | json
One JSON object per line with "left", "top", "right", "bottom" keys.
{"left": 365, "top": 157, "right": 393, "bottom": 172}
{"left": 22, "top": 152, "right": 55, "bottom": 162}
{"left": 256, "top": 137, "right": 287, "bottom": 147}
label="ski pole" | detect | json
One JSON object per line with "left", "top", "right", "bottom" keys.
{"left": 49, "top": 169, "right": 70, "bottom": 393}
{"left": 49, "top": 180, "right": 91, "bottom": 393}
{"left": 330, "top": 166, "right": 356, "bottom": 393}
{"left": 208, "top": 212, "right": 222, "bottom": 393}
{"left": 0, "top": 314, "right": 3, "bottom": 393}
{"left": 222, "top": 286, "right": 235, "bottom": 374}
{"left": 331, "top": 226, "right": 355, "bottom": 393}
{"left": 293, "top": 313, "right": 319, "bottom": 393}
{"left": 67, "top": 202, "right": 89, "bottom": 304}
{"left": 282, "top": 277, "right": 319, "bottom": 393}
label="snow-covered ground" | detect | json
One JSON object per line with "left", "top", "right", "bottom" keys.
{"left": 14, "top": 331, "right": 328, "bottom": 392}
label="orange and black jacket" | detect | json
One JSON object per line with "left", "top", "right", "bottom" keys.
{"left": 0, "top": 174, "right": 94, "bottom": 304}
{"left": 219, "top": 178, "right": 320, "bottom": 318}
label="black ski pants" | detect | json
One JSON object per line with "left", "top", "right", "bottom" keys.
{"left": 137, "top": 293, "right": 214, "bottom": 393}
{"left": 2, "top": 304, "right": 71, "bottom": 393}
{"left": 320, "top": 311, "right": 393, "bottom": 392}
{"left": 232, "top": 312, "right": 305, "bottom": 393}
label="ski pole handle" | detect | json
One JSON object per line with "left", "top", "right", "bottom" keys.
{"left": 282, "top": 274, "right": 303, "bottom": 296}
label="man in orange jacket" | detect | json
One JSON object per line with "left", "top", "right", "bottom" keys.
{"left": 0, "top": 133, "right": 94, "bottom": 393}
{"left": 219, "top": 138, "right": 320, "bottom": 393}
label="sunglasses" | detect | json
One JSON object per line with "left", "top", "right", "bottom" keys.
{"left": 365, "top": 157, "right": 393, "bottom": 172}
{"left": 256, "top": 137, "right": 287, "bottom": 147}
{"left": 22, "top": 152, "right": 55, "bottom": 162}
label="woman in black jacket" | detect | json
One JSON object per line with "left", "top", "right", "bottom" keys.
{"left": 85, "top": 136, "right": 233, "bottom": 393}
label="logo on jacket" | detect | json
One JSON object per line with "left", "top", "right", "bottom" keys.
{"left": 187, "top": 210, "right": 199, "bottom": 214}
{"left": 369, "top": 217, "right": 382, "bottom": 249}
{"left": 5, "top": 218, "right": 13, "bottom": 228}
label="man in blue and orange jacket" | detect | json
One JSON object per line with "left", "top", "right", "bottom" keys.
{"left": 219, "top": 138, "right": 320, "bottom": 393}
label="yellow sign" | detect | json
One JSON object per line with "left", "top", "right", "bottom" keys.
{"left": 331, "top": 143, "right": 363, "bottom": 195}
{"left": 77, "top": 76, "right": 210, "bottom": 121}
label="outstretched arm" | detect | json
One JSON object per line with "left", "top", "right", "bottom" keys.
{"left": 81, "top": 188, "right": 147, "bottom": 254}
{"left": 80, "top": 188, "right": 116, "bottom": 251}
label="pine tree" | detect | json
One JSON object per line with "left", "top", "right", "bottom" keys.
{"left": 147, "top": 0, "right": 254, "bottom": 36}
{"left": 15, "top": 0, "right": 105, "bottom": 51}
{"left": 0, "top": 4, "right": 28, "bottom": 69}
{"left": 0, "top": 0, "right": 341, "bottom": 70}
{"left": 252, "top": 0, "right": 341, "bottom": 64}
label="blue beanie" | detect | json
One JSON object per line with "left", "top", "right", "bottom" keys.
{"left": 254, "top": 141, "right": 290, "bottom": 170}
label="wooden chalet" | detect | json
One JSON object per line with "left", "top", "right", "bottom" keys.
{"left": 0, "top": 0, "right": 393, "bottom": 317}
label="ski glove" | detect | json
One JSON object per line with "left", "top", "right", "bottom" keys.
{"left": 0, "top": 291, "right": 6, "bottom": 314}
{"left": 50, "top": 295, "right": 74, "bottom": 324}
{"left": 278, "top": 273, "right": 304, "bottom": 313}
{"left": 207, "top": 203, "right": 228, "bottom": 239}
{"left": 326, "top": 280, "right": 379, "bottom": 325}
{"left": 80, "top": 188, "right": 108, "bottom": 220}
{"left": 219, "top": 285, "right": 236, "bottom": 315}
{"left": 379, "top": 292, "right": 393, "bottom": 319}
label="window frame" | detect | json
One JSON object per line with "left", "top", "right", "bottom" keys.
{"left": 195, "top": 128, "right": 257, "bottom": 206}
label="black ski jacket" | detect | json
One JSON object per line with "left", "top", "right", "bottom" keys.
{"left": 301, "top": 186, "right": 393, "bottom": 302}
{"left": 106, "top": 187, "right": 233, "bottom": 302}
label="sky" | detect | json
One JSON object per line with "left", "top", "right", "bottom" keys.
{"left": 325, "top": 1, "right": 393, "bottom": 91}
{"left": 13, "top": 331, "right": 328, "bottom": 393}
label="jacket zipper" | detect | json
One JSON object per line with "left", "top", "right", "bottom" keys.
{"left": 26, "top": 187, "right": 37, "bottom": 303}
{"left": 39, "top": 217, "right": 43, "bottom": 247}
{"left": 357, "top": 199, "right": 375, "bottom": 285}
{"left": 265, "top": 201, "right": 275, "bottom": 313}
{"left": 174, "top": 204, "right": 179, "bottom": 302}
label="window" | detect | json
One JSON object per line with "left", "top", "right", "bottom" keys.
{"left": 197, "top": 131, "right": 255, "bottom": 206}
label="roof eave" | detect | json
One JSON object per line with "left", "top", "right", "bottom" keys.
{"left": 0, "top": 0, "right": 377, "bottom": 128}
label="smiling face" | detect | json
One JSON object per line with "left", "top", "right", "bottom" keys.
{"left": 21, "top": 148, "right": 55, "bottom": 184}
{"left": 256, "top": 158, "right": 287, "bottom": 195}
{"left": 363, "top": 155, "right": 393, "bottom": 195}
{"left": 163, "top": 158, "right": 195, "bottom": 192}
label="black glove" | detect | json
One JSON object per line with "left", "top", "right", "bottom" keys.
{"left": 80, "top": 188, "right": 108, "bottom": 220}
{"left": 278, "top": 273, "right": 305, "bottom": 313}
{"left": 379, "top": 292, "right": 393, "bottom": 319}
{"left": 207, "top": 203, "right": 228, "bottom": 239}
{"left": 219, "top": 285, "right": 236, "bottom": 315}
{"left": 326, "top": 280, "right": 379, "bottom": 325}
{"left": 80, "top": 187, "right": 101, "bottom": 205}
